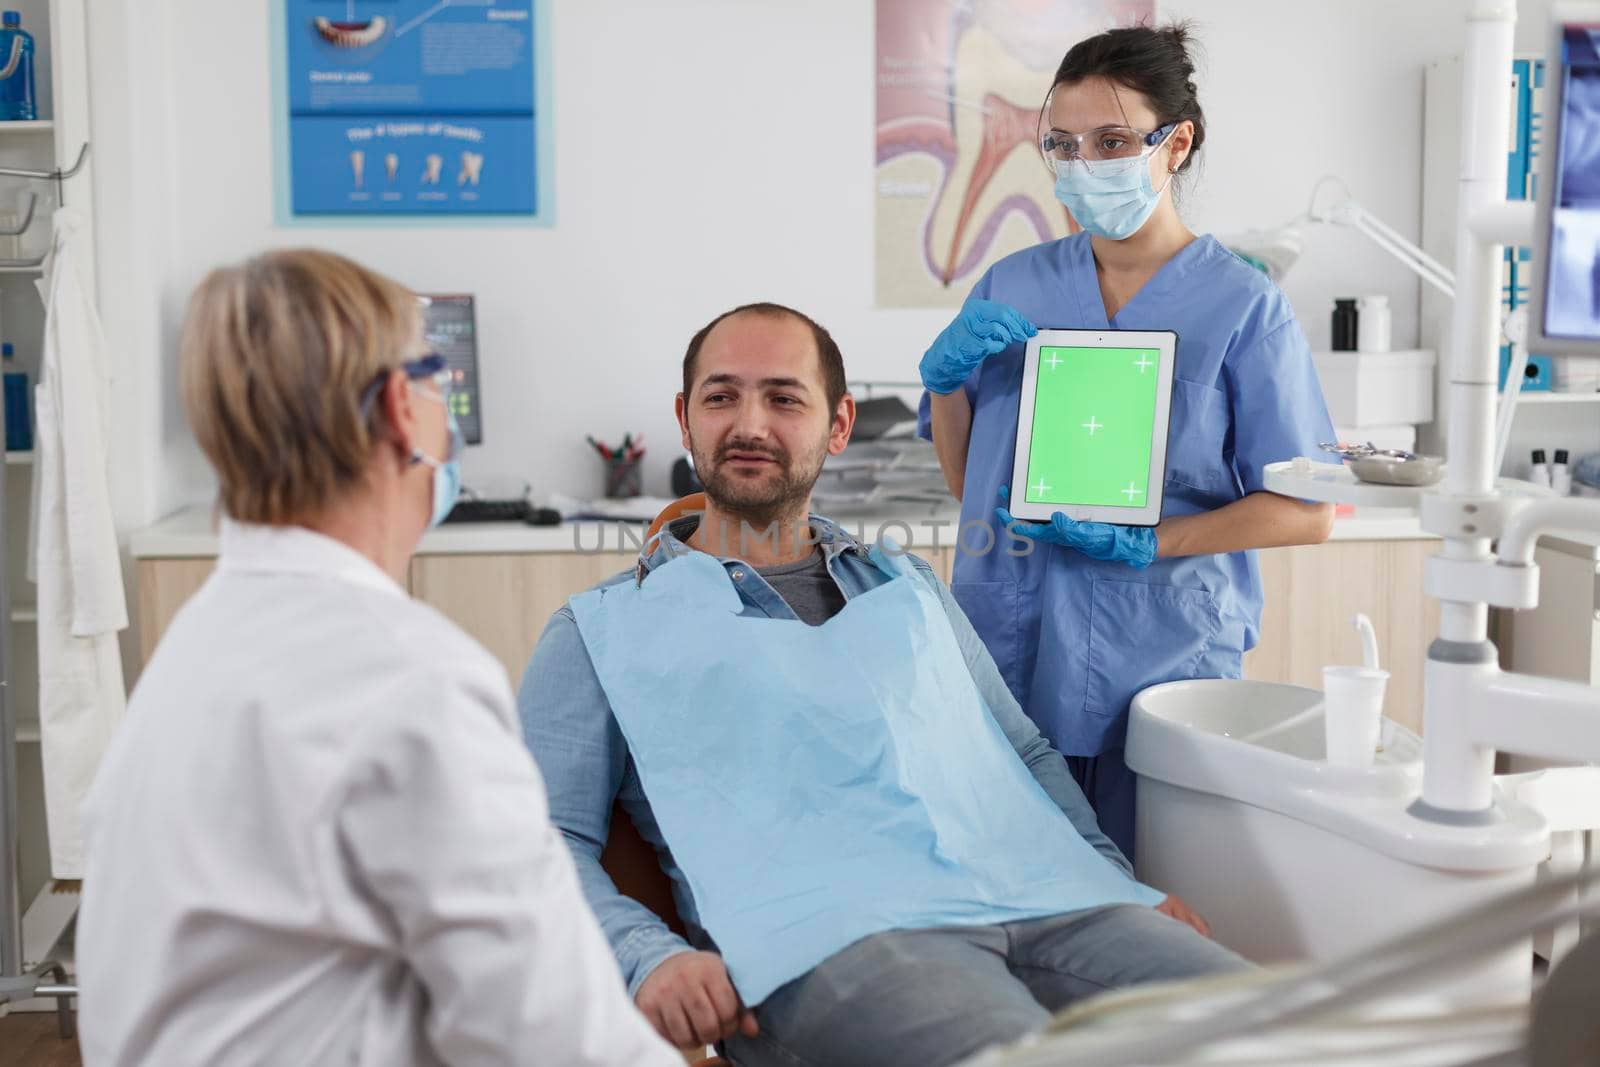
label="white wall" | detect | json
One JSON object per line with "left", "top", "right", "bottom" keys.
{"left": 88, "top": 0, "right": 1561, "bottom": 526}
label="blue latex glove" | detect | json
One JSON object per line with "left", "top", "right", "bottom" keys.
{"left": 995, "top": 485, "right": 1159, "bottom": 569}
{"left": 919, "top": 299, "right": 1038, "bottom": 394}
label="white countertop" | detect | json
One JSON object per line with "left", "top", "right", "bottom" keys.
{"left": 130, "top": 504, "right": 1432, "bottom": 560}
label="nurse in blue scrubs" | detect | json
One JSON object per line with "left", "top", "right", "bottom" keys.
{"left": 919, "top": 24, "right": 1337, "bottom": 857}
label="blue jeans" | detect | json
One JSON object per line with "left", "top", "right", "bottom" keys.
{"left": 723, "top": 905, "right": 1251, "bottom": 1067}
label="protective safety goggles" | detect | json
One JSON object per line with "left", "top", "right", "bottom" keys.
{"left": 1039, "top": 121, "right": 1177, "bottom": 164}
{"left": 359, "top": 353, "right": 456, "bottom": 419}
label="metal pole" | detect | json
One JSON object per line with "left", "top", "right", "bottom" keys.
{"left": 0, "top": 259, "right": 18, "bottom": 983}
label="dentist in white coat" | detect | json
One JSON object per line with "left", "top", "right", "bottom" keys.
{"left": 76, "top": 249, "right": 680, "bottom": 1067}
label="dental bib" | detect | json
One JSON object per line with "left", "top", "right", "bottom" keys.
{"left": 569, "top": 543, "right": 1161, "bottom": 1004}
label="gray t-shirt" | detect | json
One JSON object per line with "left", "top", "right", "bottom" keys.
{"left": 756, "top": 550, "right": 848, "bottom": 627}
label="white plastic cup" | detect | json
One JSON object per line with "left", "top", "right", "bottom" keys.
{"left": 1323, "top": 666, "right": 1389, "bottom": 768}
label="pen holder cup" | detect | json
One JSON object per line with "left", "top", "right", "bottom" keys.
{"left": 604, "top": 457, "right": 642, "bottom": 499}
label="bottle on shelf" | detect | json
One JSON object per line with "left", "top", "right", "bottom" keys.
{"left": 1552, "top": 450, "right": 1572, "bottom": 496}
{"left": 3, "top": 342, "right": 29, "bottom": 452}
{"left": 1356, "top": 295, "right": 1392, "bottom": 353}
{"left": 1530, "top": 449, "right": 1551, "bottom": 489}
{"left": 1332, "top": 298, "right": 1359, "bottom": 352}
{"left": 0, "top": 11, "right": 36, "bottom": 122}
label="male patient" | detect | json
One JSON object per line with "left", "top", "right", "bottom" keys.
{"left": 518, "top": 303, "right": 1248, "bottom": 1067}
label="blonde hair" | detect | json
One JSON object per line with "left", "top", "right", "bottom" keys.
{"left": 178, "top": 248, "right": 420, "bottom": 525}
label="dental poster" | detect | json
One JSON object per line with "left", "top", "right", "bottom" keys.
{"left": 874, "top": 0, "right": 1150, "bottom": 307}
{"left": 285, "top": 0, "right": 538, "bottom": 216}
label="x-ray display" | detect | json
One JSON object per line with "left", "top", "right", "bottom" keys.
{"left": 1543, "top": 24, "right": 1600, "bottom": 342}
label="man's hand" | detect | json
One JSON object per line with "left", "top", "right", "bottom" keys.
{"left": 635, "top": 951, "right": 760, "bottom": 1049}
{"left": 1156, "top": 893, "right": 1212, "bottom": 938}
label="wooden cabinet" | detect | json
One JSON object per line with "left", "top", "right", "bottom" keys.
{"left": 135, "top": 558, "right": 216, "bottom": 668}
{"left": 136, "top": 539, "right": 1437, "bottom": 733}
{"left": 139, "top": 546, "right": 958, "bottom": 686}
{"left": 409, "top": 552, "right": 633, "bottom": 684}
{"left": 135, "top": 551, "right": 638, "bottom": 686}
{"left": 1243, "top": 539, "right": 1439, "bottom": 734}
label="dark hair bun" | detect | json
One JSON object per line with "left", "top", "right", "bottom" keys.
{"left": 1048, "top": 22, "right": 1206, "bottom": 173}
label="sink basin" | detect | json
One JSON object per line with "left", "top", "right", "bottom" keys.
{"left": 1129, "top": 679, "right": 1423, "bottom": 796}
{"left": 1125, "top": 678, "right": 1548, "bottom": 994}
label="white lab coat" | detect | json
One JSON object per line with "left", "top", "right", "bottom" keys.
{"left": 29, "top": 206, "right": 128, "bottom": 879}
{"left": 77, "top": 521, "right": 680, "bottom": 1067}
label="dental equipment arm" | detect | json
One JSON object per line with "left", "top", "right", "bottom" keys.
{"left": 1407, "top": 0, "right": 1600, "bottom": 817}
{"left": 958, "top": 865, "right": 1600, "bottom": 1066}
{"left": 1496, "top": 497, "right": 1600, "bottom": 566}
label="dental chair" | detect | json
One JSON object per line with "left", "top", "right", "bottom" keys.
{"left": 600, "top": 493, "right": 727, "bottom": 1066}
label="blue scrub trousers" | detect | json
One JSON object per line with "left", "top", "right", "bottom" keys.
{"left": 1065, "top": 748, "right": 1137, "bottom": 862}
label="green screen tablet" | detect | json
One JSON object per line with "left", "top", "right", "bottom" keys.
{"left": 1008, "top": 328, "right": 1178, "bottom": 526}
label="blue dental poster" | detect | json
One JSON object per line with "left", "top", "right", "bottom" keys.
{"left": 283, "top": 0, "right": 543, "bottom": 218}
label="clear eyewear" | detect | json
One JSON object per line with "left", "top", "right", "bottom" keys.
{"left": 360, "top": 352, "right": 451, "bottom": 407}
{"left": 1040, "top": 121, "right": 1177, "bottom": 164}
{"left": 359, "top": 352, "right": 461, "bottom": 458}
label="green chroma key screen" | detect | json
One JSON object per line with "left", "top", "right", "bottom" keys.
{"left": 1023, "top": 345, "right": 1161, "bottom": 509}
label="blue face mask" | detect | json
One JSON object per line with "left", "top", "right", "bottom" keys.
{"left": 1052, "top": 141, "right": 1176, "bottom": 241}
{"left": 412, "top": 408, "right": 464, "bottom": 528}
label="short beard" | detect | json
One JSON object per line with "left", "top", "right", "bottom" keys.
{"left": 691, "top": 434, "right": 825, "bottom": 534}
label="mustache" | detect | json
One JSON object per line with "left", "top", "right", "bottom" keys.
{"left": 716, "top": 439, "right": 789, "bottom": 464}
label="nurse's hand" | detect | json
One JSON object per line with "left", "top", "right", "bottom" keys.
{"left": 635, "top": 950, "right": 760, "bottom": 1048}
{"left": 1156, "top": 893, "right": 1213, "bottom": 938}
{"left": 919, "top": 299, "right": 1037, "bottom": 394}
{"left": 995, "top": 485, "right": 1158, "bottom": 569}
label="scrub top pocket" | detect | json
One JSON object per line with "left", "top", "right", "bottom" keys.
{"left": 1084, "top": 577, "right": 1221, "bottom": 722}
{"left": 952, "top": 580, "right": 1021, "bottom": 696}
{"left": 1163, "top": 378, "right": 1236, "bottom": 504}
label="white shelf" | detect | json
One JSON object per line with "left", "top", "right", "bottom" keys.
{"left": 0, "top": 120, "right": 53, "bottom": 134}
{"left": 1265, "top": 461, "right": 1425, "bottom": 508}
{"left": 1516, "top": 392, "right": 1600, "bottom": 405}
{"left": 11, "top": 605, "right": 35, "bottom": 623}
{"left": 0, "top": 265, "right": 41, "bottom": 276}
{"left": 1263, "top": 460, "right": 1556, "bottom": 509}
{"left": 5, "top": 450, "right": 33, "bottom": 465}
{"left": 15, "top": 718, "right": 39, "bottom": 744}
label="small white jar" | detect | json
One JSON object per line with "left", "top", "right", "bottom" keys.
{"left": 1356, "top": 295, "right": 1392, "bottom": 353}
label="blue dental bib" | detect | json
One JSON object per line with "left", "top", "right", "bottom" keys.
{"left": 568, "top": 543, "right": 1159, "bottom": 1004}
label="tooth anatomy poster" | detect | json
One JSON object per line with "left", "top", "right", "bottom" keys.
{"left": 874, "top": 0, "right": 1150, "bottom": 307}
{"left": 284, "top": 0, "right": 540, "bottom": 217}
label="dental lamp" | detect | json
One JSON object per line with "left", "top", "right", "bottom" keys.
{"left": 1225, "top": 175, "right": 1456, "bottom": 297}
{"left": 1226, "top": 177, "right": 1546, "bottom": 473}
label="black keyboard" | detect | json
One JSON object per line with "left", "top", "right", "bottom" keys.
{"left": 442, "top": 498, "right": 533, "bottom": 523}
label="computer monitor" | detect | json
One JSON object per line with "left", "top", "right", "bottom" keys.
{"left": 1532, "top": 8, "right": 1600, "bottom": 352}
{"left": 421, "top": 293, "right": 482, "bottom": 445}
